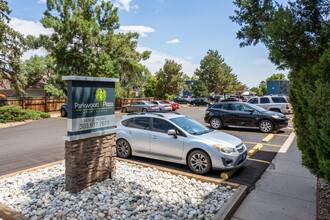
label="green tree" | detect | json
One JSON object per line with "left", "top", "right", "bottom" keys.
{"left": 144, "top": 76, "right": 157, "bottom": 97}
{"left": 0, "top": 0, "right": 26, "bottom": 96}
{"left": 250, "top": 87, "right": 261, "bottom": 95}
{"left": 231, "top": 0, "right": 330, "bottom": 184}
{"left": 267, "top": 73, "right": 286, "bottom": 81}
{"left": 28, "top": 0, "right": 150, "bottom": 95}
{"left": 259, "top": 80, "right": 267, "bottom": 95}
{"left": 192, "top": 80, "right": 208, "bottom": 98}
{"left": 21, "top": 55, "right": 55, "bottom": 88}
{"left": 195, "top": 49, "right": 238, "bottom": 95}
{"left": 155, "top": 59, "right": 186, "bottom": 99}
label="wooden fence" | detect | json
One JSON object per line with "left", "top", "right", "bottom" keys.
{"left": 0, "top": 96, "right": 161, "bottom": 112}
{"left": 0, "top": 97, "right": 67, "bottom": 112}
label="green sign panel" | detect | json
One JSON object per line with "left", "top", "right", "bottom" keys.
{"left": 63, "top": 76, "right": 119, "bottom": 139}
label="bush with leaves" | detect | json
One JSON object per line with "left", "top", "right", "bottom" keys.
{"left": 231, "top": 0, "right": 330, "bottom": 184}
{"left": 0, "top": 105, "right": 50, "bottom": 123}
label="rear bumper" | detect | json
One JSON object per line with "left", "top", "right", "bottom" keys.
{"left": 172, "top": 105, "right": 179, "bottom": 110}
{"left": 161, "top": 106, "right": 173, "bottom": 111}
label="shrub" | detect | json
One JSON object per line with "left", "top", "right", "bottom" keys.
{"left": 0, "top": 105, "right": 50, "bottom": 123}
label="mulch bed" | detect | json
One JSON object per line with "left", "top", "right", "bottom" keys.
{"left": 317, "top": 178, "right": 330, "bottom": 219}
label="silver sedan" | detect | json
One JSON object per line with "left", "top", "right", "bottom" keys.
{"left": 152, "top": 101, "right": 172, "bottom": 111}
{"left": 122, "top": 101, "right": 160, "bottom": 113}
{"left": 116, "top": 112, "right": 247, "bottom": 174}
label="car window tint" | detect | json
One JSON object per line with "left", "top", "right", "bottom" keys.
{"left": 133, "top": 117, "right": 150, "bottom": 130}
{"left": 222, "top": 104, "right": 234, "bottom": 111}
{"left": 152, "top": 118, "right": 177, "bottom": 133}
{"left": 124, "top": 118, "right": 134, "bottom": 127}
{"left": 121, "top": 119, "right": 130, "bottom": 127}
{"left": 260, "top": 98, "right": 270, "bottom": 103}
{"left": 272, "top": 97, "right": 288, "bottom": 103}
{"left": 242, "top": 104, "right": 253, "bottom": 112}
{"left": 212, "top": 104, "right": 222, "bottom": 109}
{"left": 234, "top": 104, "right": 244, "bottom": 111}
{"left": 152, "top": 101, "right": 158, "bottom": 105}
{"left": 248, "top": 98, "right": 258, "bottom": 104}
{"left": 131, "top": 102, "right": 137, "bottom": 105}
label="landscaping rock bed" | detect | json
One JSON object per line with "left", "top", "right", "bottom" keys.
{"left": 0, "top": 161, "right": 235, "bottom": 219}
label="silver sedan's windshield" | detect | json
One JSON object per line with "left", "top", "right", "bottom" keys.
{"left": 171, "top": 117, "right": 211, "bottom": 135}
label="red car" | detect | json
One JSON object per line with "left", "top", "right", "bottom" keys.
{"left": 163, "top": 100, "right": 180, "bottom": 111}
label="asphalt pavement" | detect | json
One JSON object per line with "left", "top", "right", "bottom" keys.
{"left": 0, "top": 106, "right": 293, "bottom": 189}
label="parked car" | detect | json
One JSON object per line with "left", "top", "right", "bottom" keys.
{"left": 163, "top": 100, "right": 180, "bottom": 111}
{"left": 204, "top": 102, "right": 288, "bottom": 133}
{"left": 151, "top": 101, "right": 172, "bottom": 111}
{"left": 59, "top": 104, "right": 68, "bottom": 117}
{"left": 173, "top": 97, "right": 189, "bottom": 104}
{"left": 220, "top": 97, "right": 240, "bottom": 102}
{"left": 215, "top": 95, "right": 225, "bottom": 102}
{"left": 116, "top": 112, "right": 247, "bottom": 174}
{"left": 122, "top": 101, "right": 160, "bottom": 113}
{"left": 190, "top": 98, "right": 212, "bottom": 106}
{"left": 247, "top": 95, "right": 292, "bottom": 114}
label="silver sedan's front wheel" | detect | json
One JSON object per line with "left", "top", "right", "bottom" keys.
{"left": 116, "top": 139, "right": 131, "bottom": 158}
{"left": 188, "top": 150, "right": 212, "bottom": 175}
{"left": 210, "top": 117, "right": 222, "bottom": 129}
{"left": 259, "top": 120, "right": 274, "bottom": 133}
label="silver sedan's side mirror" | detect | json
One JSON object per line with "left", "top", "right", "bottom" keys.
{"left": 167, "top": 129, "right": 177, "bottom": 135}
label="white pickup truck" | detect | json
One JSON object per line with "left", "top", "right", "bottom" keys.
{"left": 247, "top": 96, "right": 292, "bottom": 114}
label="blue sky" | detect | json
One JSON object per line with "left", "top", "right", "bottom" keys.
{"left": 7, "top": 0, "right": 288, "bottom": 88}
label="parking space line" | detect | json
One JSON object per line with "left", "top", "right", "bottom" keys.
{"left": 244, "top": 141, "right": 282, "bottom": 147}
{"left": 198, "top": 109, "right": 206, "bottom": 111}
{"left": 222, "top": 130, "right": 288, "bottom": 136}
{"left": 222, "top": 130, "right": 268, "bottom": 135}
{"left": 284, "top": 127, "right": 294, "bottom": 130}
{"left": 220, "top": 168, "right": 240, "bottom": 179}
{"left": 247, "top": 144, "right": 263, "bottom": 156}
{"left": 247, "top": 158, "right": 271, "bottom": 164}
{"left": 262, "top": 134, "right": 274, "bottom": 142}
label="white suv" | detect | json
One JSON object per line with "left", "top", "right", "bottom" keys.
{"left": 247, "top": 96, "right": 292, "bottom": 114}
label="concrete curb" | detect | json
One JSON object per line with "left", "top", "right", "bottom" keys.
{"left": 212, "top": 185, "right": 249, "bottom": 220}
{"left": 0, "top": 203, "right": 28, "bottom": 220}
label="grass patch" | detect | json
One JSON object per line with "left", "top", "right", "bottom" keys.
{"left": 0, "top": 105, "right": 50, "bottom": 123}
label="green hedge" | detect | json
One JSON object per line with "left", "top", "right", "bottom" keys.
{"left": 289, "top": 47, "right": 330, "bottom": 184}
{"left": 0, "top": 105, "right": 50, "bottom": 123}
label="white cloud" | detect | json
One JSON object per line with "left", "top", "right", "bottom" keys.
{"left": 119, "top": 25, "right": 155, "bottom": 37}
{"left": 252, "top": 59, "right": 269, "bottom": 65}
{"left": 21, "top": 48, "right": 49, "bottom": 61}
{"left": 8, "top": 17, "right": 53, "bottom": 37}
{"left": 137, "top": 46, "right": 199, "bottom": 77}
{"left": 166, "top": 39, "right": 180, "bottom": 44}
{"left": 8, "top": 18, "right": 52, "bottom": 60}
{"left": 113, "top": 0, "right": 138, "bottom": 12}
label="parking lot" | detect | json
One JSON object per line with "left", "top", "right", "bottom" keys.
{"left": 116, "top": 105, "right": 294, "bottom": 187}
{"left": 0, "top": 105, "right": 293, "bottom": 188}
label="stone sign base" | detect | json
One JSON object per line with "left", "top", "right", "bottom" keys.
{"left": 65, "top": 133, "right": 116, "bottom": 193}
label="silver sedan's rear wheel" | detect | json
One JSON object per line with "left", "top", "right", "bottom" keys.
{"left": 210, "top": 117, "right": 222, "bottom": 129}
{"left": 116, "top": 139, "right": 131, "bottom": 158}
{"left": 188, "top": 150, "right": 212, "bottom": 175}
{"left": 259, "top": 120, "right": 274, "bottom": 133}
{"left": 142, "top": 108, "right": 148, "bottom": 112}
{"left": 122, "top": 107, "right": 127, "bottom": 113}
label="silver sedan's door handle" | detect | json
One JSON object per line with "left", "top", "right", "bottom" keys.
{"left": 151, "top": 135, "right": 157, "bottom": 139}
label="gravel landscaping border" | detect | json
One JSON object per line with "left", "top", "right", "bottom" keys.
{"left": 0, "top": 159, "right": 247, "bottom": 220}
